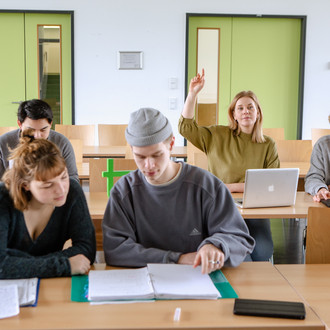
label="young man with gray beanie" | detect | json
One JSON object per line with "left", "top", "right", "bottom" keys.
{"left": 102, "top": 108, "right": 254, "bottom": 274}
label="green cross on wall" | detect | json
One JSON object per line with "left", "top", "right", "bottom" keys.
{"left": 102, "top": 158, "right": 131, "bottom": 197}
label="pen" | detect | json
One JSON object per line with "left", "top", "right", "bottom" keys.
{"left": 173, "top": 307, "right": 181, "bottom": 322}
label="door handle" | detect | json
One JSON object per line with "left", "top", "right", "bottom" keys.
{"left": 11, "top": 101, "right": 23, "bottom": 104}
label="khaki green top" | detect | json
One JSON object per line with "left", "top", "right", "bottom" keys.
{"left": 178, "top": 116, "right": 280, "bottom": 183}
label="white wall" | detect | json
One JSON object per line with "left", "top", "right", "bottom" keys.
{"left": 1, "top": 0, "right": 330, "bottom": 144}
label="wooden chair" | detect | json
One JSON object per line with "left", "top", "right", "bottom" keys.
{"left": 193, "top": 152, "right": 208, "bottom": 170}
{"left": 98, "top": 124, "right": 128, "bottom": 146}
{"left": 89, "top": 158, "right": 137, "bottom": 195}
{"left": 69, "top": 139, "right": 83, "bottom": 164}
{"left": 186, "top": 141, "right": 208, "bottom": 170}
{"left": 125, "top": 143, "right": 134, "bottom": 159}
{"left": 0, "top": 126, "right": 17, "bottom": 135}
{"left": 305, "top": 207, "right": 330, "bottom": 264}
{"left": 311, "top": 128, "right": 330, "bottom": 146}
{"left": 186, "top": 141, "right": 203, "bottom": 164}
{"left": 55, "top": 124, "right": 95, "bottom": 146}
{"left": 276, "top": 140, "right": 312, "bottom": 162}
{"left": 276, "top": 139, "right": 312, "bottom": 191}
{"left": 263, "top": 127, "right": 285, "bottom": 141}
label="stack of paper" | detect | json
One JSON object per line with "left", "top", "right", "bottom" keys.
{"left": 88, "top": 264, "right": 220, "bottom": 302}
{"left": 0, "top": 278, "right": 39, "bottom": 307}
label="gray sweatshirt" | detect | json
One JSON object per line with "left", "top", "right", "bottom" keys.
{"left": 102, "top": 162, "right": 255, "bottom": 268}
{"left": 0, "top": 129, "right": 79, "bottom": 182}
{"left": 305, "top": 135, "right": 330, "bottom": 196}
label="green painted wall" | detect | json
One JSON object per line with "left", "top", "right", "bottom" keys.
{"left": 187, "top": 16, "right": 302, "bottom": 139}
{"left": 0, "top": 13, "right": 25, "bottom": 126}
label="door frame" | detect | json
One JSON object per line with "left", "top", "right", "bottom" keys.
{"left": 185, "top": 13, "right": 307, "bottom": 139}
{"left": 0, "top": 9, "right": 75, "bottom": 124}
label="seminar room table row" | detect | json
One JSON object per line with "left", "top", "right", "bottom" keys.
{"left": 1, "top": 261, "right": 328, "bottom": 330}
{"left": 85, "top": 191, "right": 327, "bottom": 251}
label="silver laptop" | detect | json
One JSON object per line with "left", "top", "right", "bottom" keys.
{"left": 234, "top": 168, "right": 299, "bottom": 208}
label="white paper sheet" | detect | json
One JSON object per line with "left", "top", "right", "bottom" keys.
{"left": 147, "top": 264, "right": 220, "bottom": 299}
{"left": 88, "top": 267, "right": 154, "bottom": 301}
{"left": 0, "top": 285, "right": 20, "bottom": 319}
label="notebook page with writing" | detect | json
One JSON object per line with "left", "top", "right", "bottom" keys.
{"left": 147, "top": 264, "right": 220, "bottom": 299}
{"left": 88, "top": 267, "right": 154, "bottom": 301}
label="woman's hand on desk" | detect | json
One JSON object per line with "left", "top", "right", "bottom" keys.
{"left": 69, "top": 254, "right": 91, "bottom": 275}
{"left": 313, "top": 188, "right": 330, "bottom": 202}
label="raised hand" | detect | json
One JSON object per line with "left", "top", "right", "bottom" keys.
{"left": 189, "top": 68, "right": 205, "bottom": 96}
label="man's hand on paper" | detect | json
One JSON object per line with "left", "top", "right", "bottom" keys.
{"left": 177, "top": 244, "right": 224, "bottom": 274}
{"left": 193, "top": 244, "right": 225, "bottom": 274}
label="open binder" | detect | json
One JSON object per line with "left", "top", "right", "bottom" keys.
{"left": 71, "top": 264, "right": 238, "bottom": 303}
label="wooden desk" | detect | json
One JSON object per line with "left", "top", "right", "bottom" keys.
{"left": 85, "top": 191, "right": 106, "bottom": 250}
{"left": 276, "top": 264, "right": 330, "bottom": 329}
{"left": 79, "top": 160, "right": 309, "bottom": 185}
{"left": 77, "top": 162, "right": 89, "bottom": 181}
{"left": 232, "top": 192, "right": 326, "bottom": 219}
{"left": 85, "top": 188, "right": 318, "bottom": 221}
{"left": 83, "top": 145, "right": 187, "bottom": 159}
{"left": 0, "top": 262, "right": 324, "bottom": 329}
{"left": 85, "top": 191, "right": 326, "bottom": 250}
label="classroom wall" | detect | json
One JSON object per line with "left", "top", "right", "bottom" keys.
{"left": 1, "top": 0, "right": 329, "bottom": 144}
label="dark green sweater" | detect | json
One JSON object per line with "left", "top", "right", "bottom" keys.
{"left": 0, "top": 179, "right": 96, "bottom": 279}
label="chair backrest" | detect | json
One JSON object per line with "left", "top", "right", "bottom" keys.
{"left": 55, "top": 124, "right": 95, "bottom": 146}
{"left": 69, "top": 139, "right": 83, "bottom": 164}
{"left": 305, "top": 207, "right": 330, "bottom": 264}
{"left": 311, "top": 128, "right": 330, "bottom": 147}
{"left": 0, "top": 126, "right": 17, "bottom": 136}
{"left": 98, "top": 124, "right": 128, "bottom": 146}
{"left": 186, "top": 141, "right": 208, "bottom": 170}
{"left": 263, "top": 127, "right": 285, "bottom": 141}
{"left": 276, "top": 139, "right": 312, "bottom": 162}
{"left": 186, "top": 141, "right": 204, "bottom": 164}
{"left": 89, "top": 158, "right": 137, "bottom": 194}
{"left": 125, "top": 143, "right": 134, "bottom": 159}
{"left": 193, "top": 152, "right": 208, "bottom": 170}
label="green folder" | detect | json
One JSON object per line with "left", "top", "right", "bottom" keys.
{"left": 209, "top": 270, "right": 238, "bottom": 299}
{"left": 71, "top": 270, "right": 238, "bottom": 302}
{"left": 71, "top": 275, "right": 89, "bottom": 302}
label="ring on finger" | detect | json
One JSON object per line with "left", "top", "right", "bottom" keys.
{"left": 209, "top": 260, "right": 220, "bottom": 265}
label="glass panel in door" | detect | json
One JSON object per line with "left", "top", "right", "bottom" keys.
{"left": 38, "top": 25, "right": 61, "bottom": 126}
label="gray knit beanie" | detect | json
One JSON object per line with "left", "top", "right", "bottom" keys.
{"left": 125, "top": 108, "right": 173, "bottom": 147}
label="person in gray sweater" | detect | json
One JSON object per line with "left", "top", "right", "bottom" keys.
{"left": 305, "top": 135, "right": 330, "bottom": 202}
{"left": 0, "top": 99, "right": 78, "bottom": 182}
{"left": 0, "top": 130, "right": 96, "bottom": 279}
{"left": 102, "top": 108, "right": 255, "bottom": 274}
